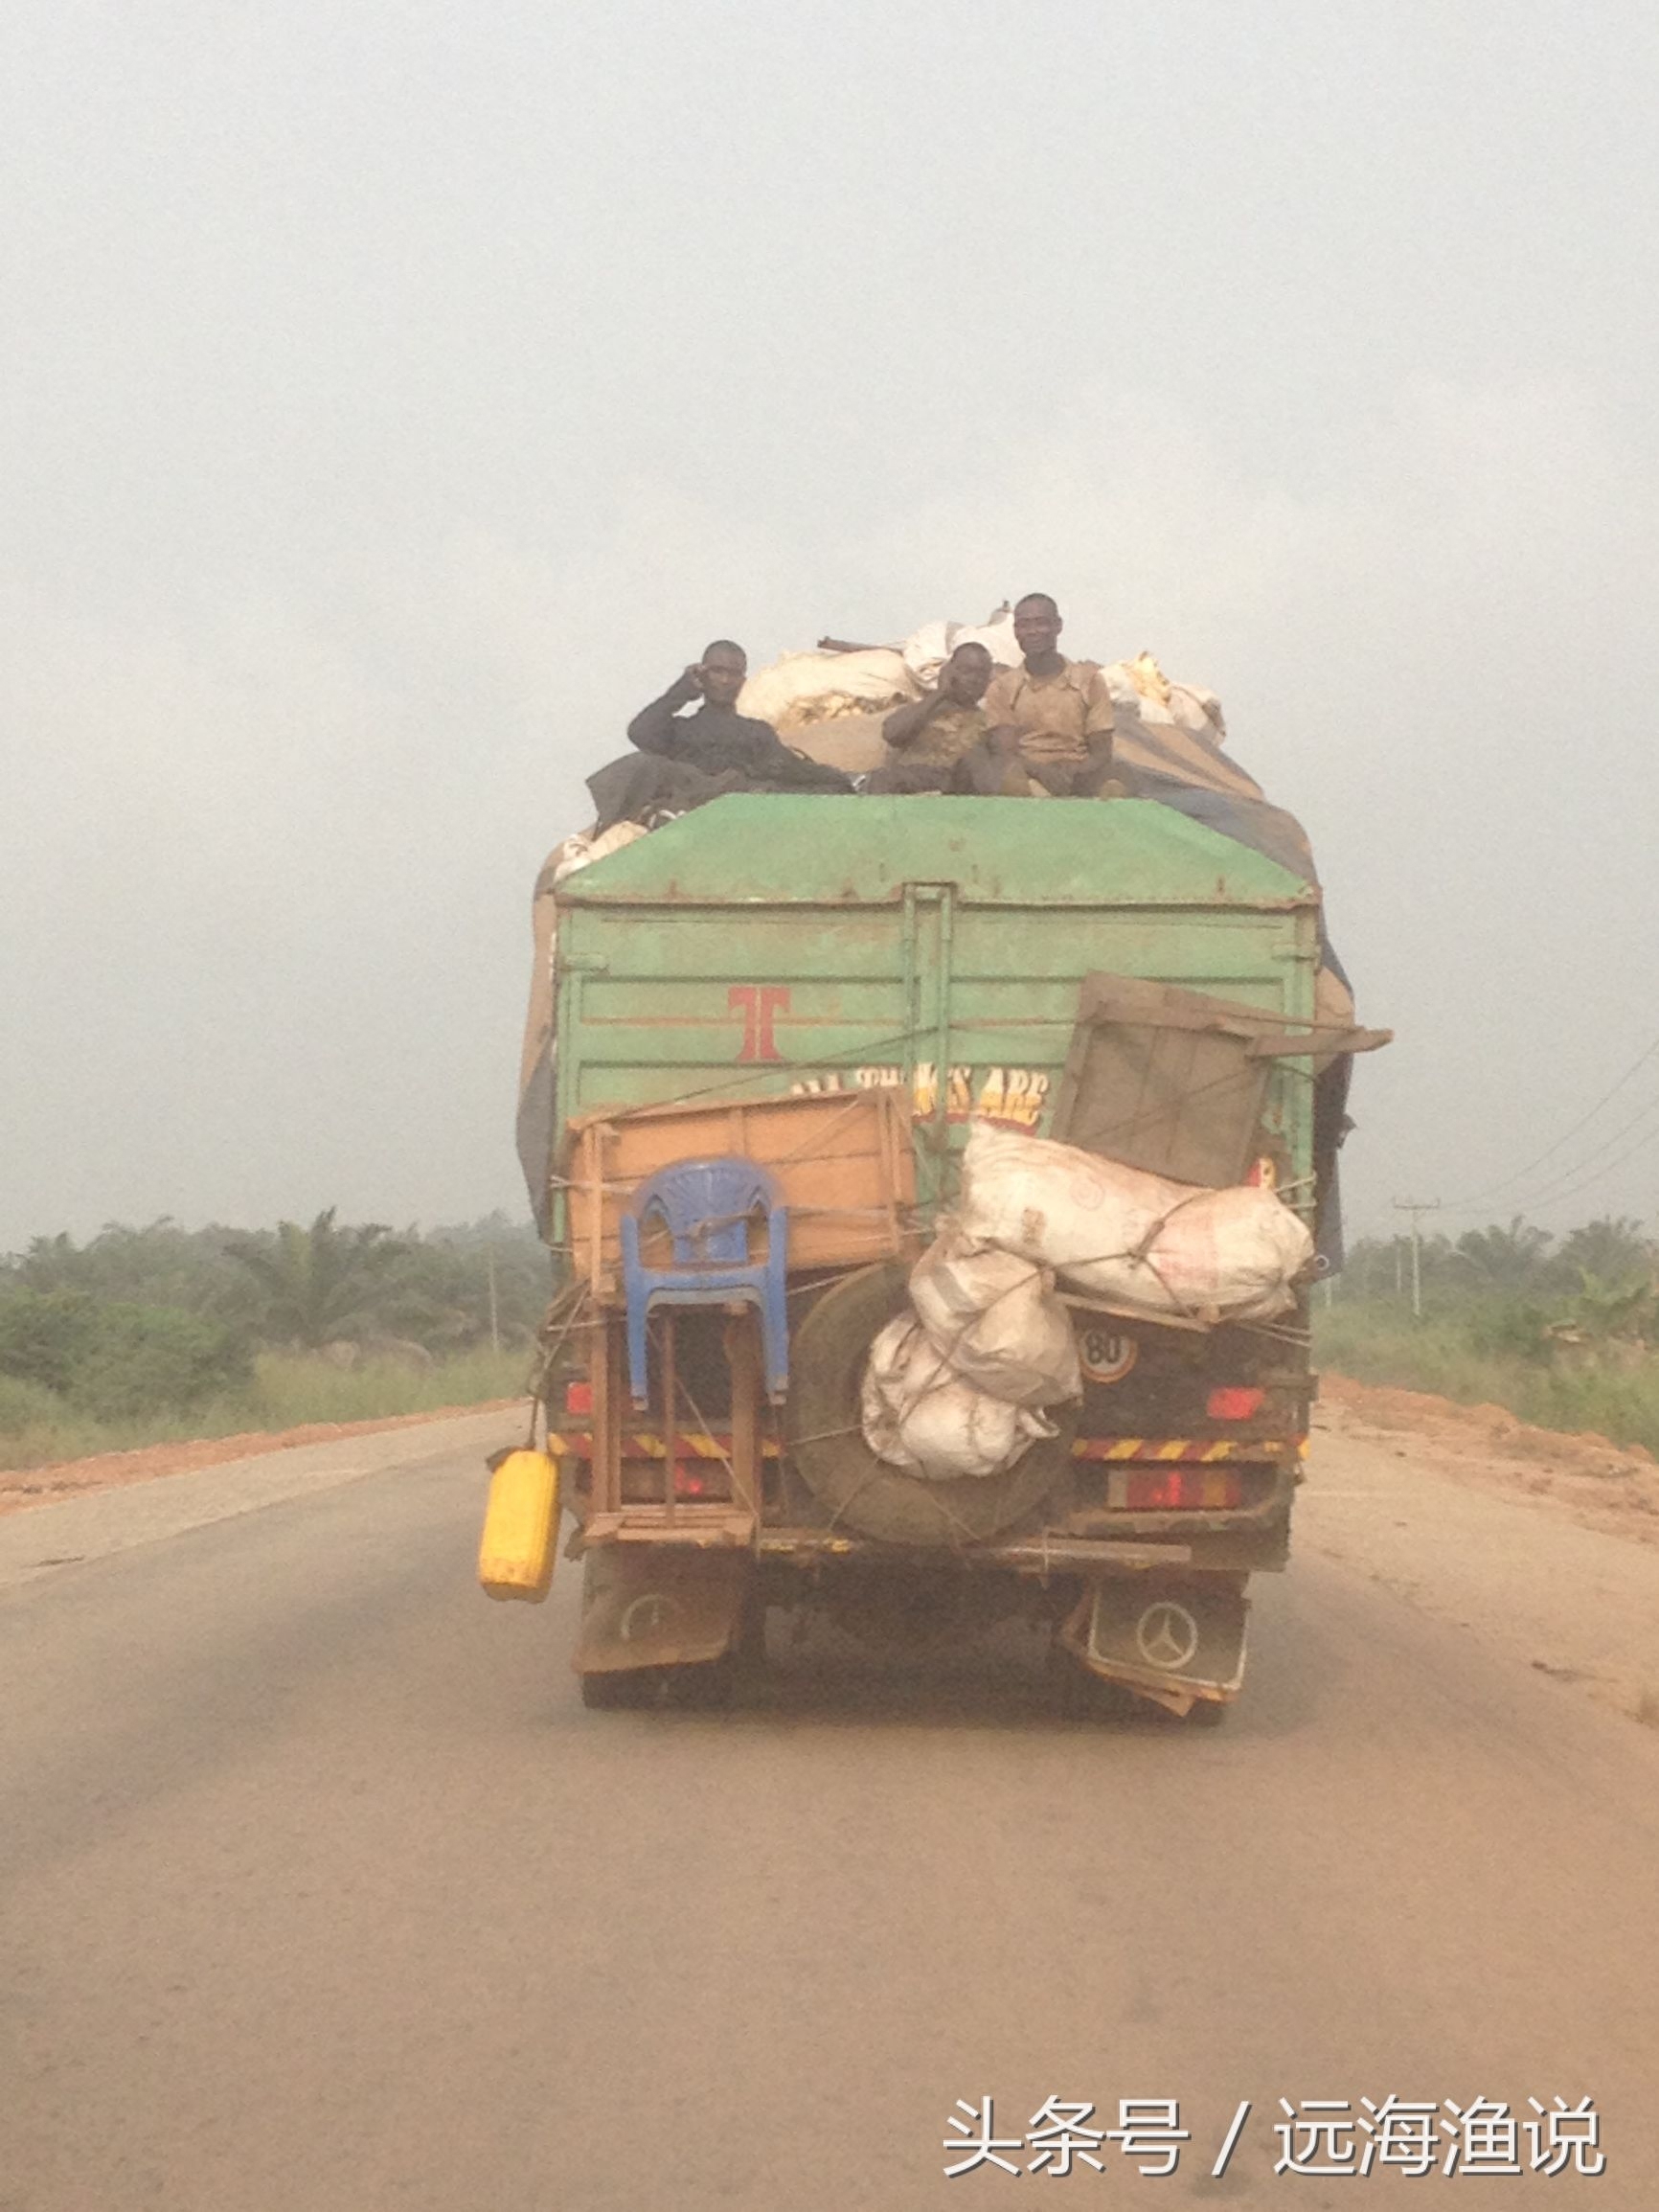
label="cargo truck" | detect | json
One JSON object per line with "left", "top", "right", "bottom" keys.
{"left": 511, "top": 792, "right": 1383, "bottom": 1719}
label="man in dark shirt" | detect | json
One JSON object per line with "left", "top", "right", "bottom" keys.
{"left": 627, "top": 641, "right": 855, "bottom": 791}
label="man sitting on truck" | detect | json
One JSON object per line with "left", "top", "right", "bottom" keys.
{"left": 867, "top": 640, "right": 994, "bottom": 792}
{"left": 964, "top": 593, "right": 1124, "bottom": 797}
{"left": 625, "top": 642, "right": 856, "bottom": 795}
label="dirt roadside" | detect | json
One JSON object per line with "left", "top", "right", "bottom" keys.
{"left": 8, "top": 1372, "right": 1657, "bottom": 1549}
{"left": 0, "top": 1400, "right": 524, "bottom": 1519}
{"left": 1304, "top": 1378, "right": 1659, "bottom": 1730}
{"left": 1317, "top": 1372, "right": 1659, "bottom": 1551}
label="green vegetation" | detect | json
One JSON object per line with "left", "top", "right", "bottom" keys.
{"left": 1318, "top": 1215, "right": 1659, "bottom": 1456}
{"left": 0, "top": 1348, "right": 533, "bottom": 1473}
{"left": 0, "top": 1212, "right": 552, "bottom": 1471}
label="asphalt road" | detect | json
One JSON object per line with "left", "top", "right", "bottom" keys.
{"left": 3, "top": 1423, "right": 1656, "bottom": 2210}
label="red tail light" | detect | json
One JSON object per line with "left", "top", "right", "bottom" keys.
{"left": 563, "top": 1380, "right": 593, "bottom": 1416}
{"left": 1206, "top": 1385, "right": 1264, "bottom": 1422}
{"left": 673, "top": 1465, "right": 708, "bottom": 1499}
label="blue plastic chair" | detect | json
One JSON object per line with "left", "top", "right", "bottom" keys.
{"left": 620, "top": 1157, "right": 790, "bottom": 1408}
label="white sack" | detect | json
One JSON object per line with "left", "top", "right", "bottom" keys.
{"left": 1169, "top": 682, "right": 1226, "bottom": 744}
{"left": 908, "top": 1228, "right": 1081, "bottom": 1407}
{"left": 860, "top": 1315, "right": 1057, "bottom": 1481}
{"left": 957, "top": 1123, "right": 1314, "bottom": 1325}
{"left": 739, "top": 650, "right": 919, "bottom": 731}
{"left": 551, "top": 819, "right": 650, "bottom": 885}
{"left": 899, "top": 607, "right": 1023, "bottom": 685}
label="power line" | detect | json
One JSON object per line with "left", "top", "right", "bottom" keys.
{"left": 1443, "top": 1030, "right": 1659, "bottom": 1212}
{"left": 1480, "top": 1086, "right": 1659, "bottom": 1214}
{"left": 1495, "top": 1107, "right": 1659, "bottom": 1219}
{"left": 1441, "top": 1083, "right": 1659, "bottom": 1220}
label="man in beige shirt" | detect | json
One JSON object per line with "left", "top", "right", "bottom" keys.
{"left": 966, "top": 592, "right": 1122, "bottom": 797}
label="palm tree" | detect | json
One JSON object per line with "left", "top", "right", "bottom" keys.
{"left": 226, "top": 1208, "right": 405, "bottom": 1349}
{"left": 1555, "top": 1217, "right": 1655, "bottom": 1290}
{"left": 1454, "top": 1218, "right": 1553, "bottom": 1291}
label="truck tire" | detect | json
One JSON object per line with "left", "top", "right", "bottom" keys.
{"left": 785, "top": 1261, "right": 1078, "bottom": 1547}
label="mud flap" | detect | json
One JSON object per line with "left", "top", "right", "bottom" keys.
{"left": 574, "top": 1548, "right": 749, "bottom": 1676}
{"left": 1060, "top": 1577, "right": 1249, "bottom": 1717}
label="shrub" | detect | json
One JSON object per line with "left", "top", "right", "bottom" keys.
{"left": 0, "top": 1371, "right": 69, "bottom": 1436}
{"left": 0, "top": 1288, "right": 251, "bottom": 1420}
{"left": 66, "top": 1304, "right": 253, "bottom": 1420}
{"left": 0, "top": 1290, "right": 99, "bottom": 1393}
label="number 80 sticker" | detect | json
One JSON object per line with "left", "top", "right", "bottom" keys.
{"left": 1078, "top": 1329, "right": 1138, "bottom": 1384}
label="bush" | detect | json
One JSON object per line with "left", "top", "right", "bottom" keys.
{"left": 0, "top": 1371, "right": 70, "bottom": 1436}
{"left": 0, "top": 1289, "right": 99, "bottom": 1393}
{"left": 67, "top": 1304, "right": 253, "bottom": 1419}
{"left": 0, "top": 1288, "right": 251, "bottom": 1420}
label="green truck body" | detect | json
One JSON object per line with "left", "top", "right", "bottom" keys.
{"left": 542, "top": 793, "right": 1330, "bottom": 1717}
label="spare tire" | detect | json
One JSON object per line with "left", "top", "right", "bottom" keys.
{"left": 785, "top": 1261, "right": 1079, "bottom": 1547}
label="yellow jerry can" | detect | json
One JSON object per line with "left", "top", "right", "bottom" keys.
{"left": 478, "top": 1448, "right": 560, "bottom": 1602}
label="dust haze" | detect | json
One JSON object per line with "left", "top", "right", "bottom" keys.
{"left": 7, "top": 0, "right": 1658, "bottom": 1247}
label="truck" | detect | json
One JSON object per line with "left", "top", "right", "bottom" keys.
{"left": 514, "top": 789, "right": 1382, "bottom": 1720}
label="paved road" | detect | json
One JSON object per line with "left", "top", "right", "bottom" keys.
{"left": 3, "top": 1422, "right": 1656, "bottom": 2209}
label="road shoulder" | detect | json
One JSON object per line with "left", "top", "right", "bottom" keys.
{"left": 0, "top": 1409, "right": 524, "bottom": 1591}
{"left": 1304, "top": 1400, "right": 1659, "bottom": 1729}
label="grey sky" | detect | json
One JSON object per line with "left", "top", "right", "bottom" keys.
{"left": 6, "top": 0, "right": 1659, "bottom": 1251}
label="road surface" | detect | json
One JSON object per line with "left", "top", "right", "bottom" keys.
{"left": 3, "top": 1411, "right": 1656, "bottom": 2208}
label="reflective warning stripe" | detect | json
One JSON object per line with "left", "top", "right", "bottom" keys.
{"left": 550, "top": 1431, "right": 1291, "bottom": 1466}
{"left": 546, "top": 1431, "right": 780, "bottom": 1461}
{"left": 1068, "top": 1437, "right": 1292, "bottom": 1463}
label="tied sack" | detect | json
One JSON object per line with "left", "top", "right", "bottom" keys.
{"left": 957, "top": 1124, "right": 1313, "bottom": 1325}
{"left": 738, "top": 649, "right": 919, "bottom": 732}
{"left": 908, "top": 1227, "right": 1081, "bottom": 1407}
{"left": 860, "top": 1315, "right": 1057, "bottom": 1482}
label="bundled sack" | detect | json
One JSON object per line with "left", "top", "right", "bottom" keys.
{"left": 550, "top": 818, "right": 650, "bottom": 886}
{"left": 908, "top": 1226, "right": 1081, "bottom": 1407}
{"left": 739, "top": 649, "right": 920, "bottom": 733}
{"left": 774, "top": 707, "right": 889, "bottom": 775}
{"left": 957, "top": 1123, "right": 1314, "bottom": 1325}
{"left": 860, "top": 1314, "right": 1058, "bottom": 1481}
{"left": 898, "top": 607, "right": 1022, "bottom": 686}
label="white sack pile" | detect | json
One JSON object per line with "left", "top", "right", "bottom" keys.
{"left": 860, "top": 1121, "right": 1314, "bottom": 1486}
{"left": 737, "top": 607, "right": 1022, "bottom": 742}
{"left": 898, "top": 606, "right": 1022, "bottom": 686}
{"left": 860, "top": 1211, "right": 1082, "bottom": 1485}
{"left": 908, "top": 1228, "right": 1081, "bottom": 1406}
{"left": 1102, "top": 650, "right": 1229, "bottom": 748}
{"left": 860, "top": 1315, "right": 1059, "bottom": 1482}
{"left": 958, "top": 1124, "right": 1314, "bottom": 1327}
{"left": 739, "top": 649, "right": 920, "bottom": 736}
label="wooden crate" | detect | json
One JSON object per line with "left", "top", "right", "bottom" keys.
{"left": 563, "top": 1086, "right": 918, "bottom": 1301}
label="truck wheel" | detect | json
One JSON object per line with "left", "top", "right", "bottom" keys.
{"left": 785, "top": 1261, "right": 1079, "bottom": 1548}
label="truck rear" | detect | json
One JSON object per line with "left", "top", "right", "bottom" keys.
{"left": 518, "top": 791, "right": 1370, "bottom": 1719}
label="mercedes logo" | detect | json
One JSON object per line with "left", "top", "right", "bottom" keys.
{"left": 620, "top": 1592, "right": 676, "bottom": 1643}
{"left": 1135, "top": 1599, "right": 1200, "bottom": 1672}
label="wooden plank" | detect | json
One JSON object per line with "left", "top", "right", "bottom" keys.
{"left": 565, "top": 1086, "right": 917, "bottom": 1288}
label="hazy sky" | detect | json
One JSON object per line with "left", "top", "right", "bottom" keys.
{"left": 7, "top": 0, "right": 1659, "bottom": 1253}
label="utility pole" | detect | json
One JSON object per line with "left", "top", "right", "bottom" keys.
{"left": 1393, "top": 1198, "right": 1442, "bottom": 1320}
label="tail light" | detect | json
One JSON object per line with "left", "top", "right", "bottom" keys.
{"left": 1206, "top": 1385, "right": 1264, "bottom": 1422}
{"left": 673, "top": 1466, "right": 709, "bottom": 1499}
{"left": 563, "top": 1381, "right": 593, "bottom": 1416}
{"left": 1112, "top": 1468, "right": 1243, "bottom": 1510}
